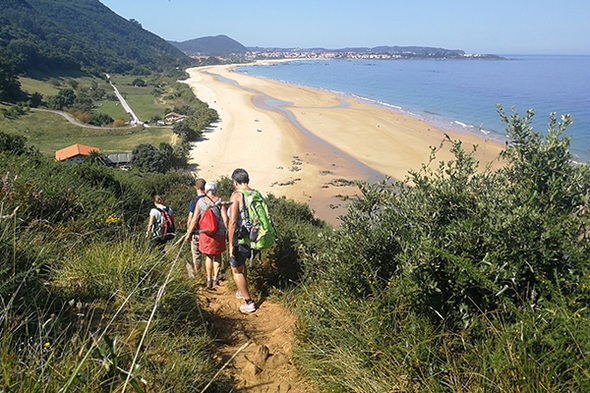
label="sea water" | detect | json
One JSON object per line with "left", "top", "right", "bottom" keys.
{"left": 238, "top": 55, "right": 590, "bottom": 161}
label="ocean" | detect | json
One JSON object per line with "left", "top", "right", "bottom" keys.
{"left": 237, "top": 55, "right": 590, "bottom": 162}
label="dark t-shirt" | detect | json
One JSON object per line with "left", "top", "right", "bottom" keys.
{"left": 189, "top": 195, "right": 205, "bottom": 234}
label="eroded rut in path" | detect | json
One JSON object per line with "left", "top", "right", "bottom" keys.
{"left": 198, "top": 280, "right": 313, "bottom": 392}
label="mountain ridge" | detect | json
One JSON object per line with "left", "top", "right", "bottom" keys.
{"left": 0, "top": 0, "right": 192, "bottom": 75}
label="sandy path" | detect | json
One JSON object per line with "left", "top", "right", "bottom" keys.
{"left": 199, "top": 280, "right": 313, "bottom": 392}
{"left": 183, "top": 64, "right": 504, "bottom": 226}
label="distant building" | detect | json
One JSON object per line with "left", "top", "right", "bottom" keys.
{"left": 55, "top": 144, "right": 100, "bottom": 163}
{"left": 164, "top": 112, "right": 187, "bottom": 125}
{"left": 105, "top": 152, "right": 133, "bottom": 169}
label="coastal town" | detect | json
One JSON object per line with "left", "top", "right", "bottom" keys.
{"left": 243, "top": 48, "right": 501, "bottom": 61}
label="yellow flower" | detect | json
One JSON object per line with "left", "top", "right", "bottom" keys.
{"left": 44, "top": 342, "right": 50, "bottom": 348}
{"left": 105, "top": 214, "right": 121, "bottom": 224}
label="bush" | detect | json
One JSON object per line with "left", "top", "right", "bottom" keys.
{"left": 293, "top": 108, "right": 590, "bottom": 391}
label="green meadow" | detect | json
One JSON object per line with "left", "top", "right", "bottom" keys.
{"left": 0, "top": 108, "right": 172, "bottom": 155}
{"left": 3, "top": 73, "right": 191, "bottom": 155}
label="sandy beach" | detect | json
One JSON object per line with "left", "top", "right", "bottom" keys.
{"left": 183, "top": 63, "right": 504, "bottom": 226}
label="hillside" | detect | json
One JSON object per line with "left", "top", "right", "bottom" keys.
{"left": 170, "top": 34, "right": 248, "bottom": 56}
{"left": 0, "top": 0, "right": 193, "bottom": 75}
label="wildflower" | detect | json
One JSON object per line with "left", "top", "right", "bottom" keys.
{"left": 44, "top": 342, "right": 50, "bottom": 348}
{"left": 105, "top": 214, "right": 121, "bottom": 224}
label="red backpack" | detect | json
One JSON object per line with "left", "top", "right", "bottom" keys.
{"left": 198, "top": 205, "right": 218, "bottom": 235}
{"left": 156, "top": 206, "right": 175, "bottom": 241}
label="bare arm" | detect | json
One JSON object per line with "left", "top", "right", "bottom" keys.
{"left": 185, "top": 204, "right": 201, "bottom": 242}
{"left": 221, "top": 199, "right": 229, "bottom": 230}
{"left": 227, "top": 192, "right": 240, "bottom": 254}
{"left": 146, "top": 212, "right": 154, "bottom": 238}
{"left": 184, "top": 211, "right": 194, "bottom": 242}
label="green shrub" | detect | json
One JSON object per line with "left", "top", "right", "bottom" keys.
{"left": 245, "top": 194, "right": 331, "bottom": 295}
{"left": 294, "top": 108, "right": 590, "bottom": 391}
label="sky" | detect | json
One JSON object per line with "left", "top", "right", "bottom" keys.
{"left": 99, "top": 0, "right": 590, "bottom": 55}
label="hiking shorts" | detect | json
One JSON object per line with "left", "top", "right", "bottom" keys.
{"left": 230, "top": 243, "right": 258, "bottom": 268}
{"left": 189, "top": 234, "right": 202, "bottom": 268}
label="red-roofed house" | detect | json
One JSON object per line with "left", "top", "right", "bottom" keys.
{"left": 164, "top": 112, "right": 187, "bottom": 125}
{"left": 55, "top": 144, "right": 100, "bottom": 162}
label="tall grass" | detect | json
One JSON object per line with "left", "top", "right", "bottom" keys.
{"left": 1, "top": 227, "right": 229, "bottom": 391}
{"left": 0, "top": 148, "right": 232, "bottom": 391}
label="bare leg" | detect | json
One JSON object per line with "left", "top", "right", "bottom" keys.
{"left": 232, "top": 263, "right": 251, "bottom": 300}
{"left": 188, "top": 236, "right": 202, "bottom": 277}
{"left": 212, "top": 253, "right": 221, "bottom": 284}
{"left": 205, "top": 255, "right": 213, "bottom": 282}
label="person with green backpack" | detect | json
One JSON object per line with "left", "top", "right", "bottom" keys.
{"left": 227, "top": 168, "right": 275, "bottom": 314}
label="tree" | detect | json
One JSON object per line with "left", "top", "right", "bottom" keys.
{"left": 85, "top": 150, "right": 109, "bottom": 165}
{"left": 0, "top": 56, "right": 24, "bottom": 102}
{"left": 131, "top": 144, "right": 167, "bottom": 173}
{"left": 0, "top": 132, "right": 27, "bottom": 154}
{"left": 48, "top": 88, "right": 76, "bottom": 110}
{"left": 172, "top": 120, "right": 198, "bottom": 141}
{"left": 131, "top": 78, "right": 146, "bottom": 87}
{"left": 89, "top": 113, "right": 114, "bottom": 126}
{"left": 29, "top": 92, "right": 43, "bottom": 108}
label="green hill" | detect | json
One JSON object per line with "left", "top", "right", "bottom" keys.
{"left": 0, "top": 0, "right": 193, "bottom": 75}
{"left": 169, "top": 34, "right": 248, "bottom": 56}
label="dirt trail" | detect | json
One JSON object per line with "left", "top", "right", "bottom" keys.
{"left": 198, "top": 279, "right": 314, "bottom": 392}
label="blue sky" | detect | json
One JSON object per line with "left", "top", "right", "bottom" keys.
{"left": 99, "top": 1, "right": 590, "bottom": 55}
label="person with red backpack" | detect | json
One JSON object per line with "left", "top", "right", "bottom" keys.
{"left": 146, "top": 195, "right": 175, "bottom": 249}
{"left": 184, "top": 178, "right": 206, "bottom": 278}
{"left": 197, "top": 181, "right": 228, "bottom": 289}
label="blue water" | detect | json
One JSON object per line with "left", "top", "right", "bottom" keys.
{"left": 238, "top": 56, "right": 590, "bottom": 161}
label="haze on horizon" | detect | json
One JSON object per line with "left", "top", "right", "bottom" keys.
{"left": 99, "top": 0, "right": 590, "bottom": 55}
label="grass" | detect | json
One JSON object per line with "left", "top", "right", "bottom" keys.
{"left": 0, "top": 221, "right": 228, "bottom": 392}
{"left": 94, "top": 99, "right": 129, "bottom": 120}
{"left": 0, "top": 109, "right": 173, "bottom": 154}
{"left": 4, "top": 72, "right": 197, "bottom": 155}
{"left": 109, "top": 75, "right": 170, "bottom": 121}
{"left": 18, "top": 77, "right": 61, "bottom": 97}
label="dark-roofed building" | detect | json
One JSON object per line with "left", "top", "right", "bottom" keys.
{"left": 106, "top": 152, "right": 133, "bottom": 169}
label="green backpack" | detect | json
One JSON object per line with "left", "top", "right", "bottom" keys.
{"left": 237, "top": 189, "right": 275, "bottom": 250}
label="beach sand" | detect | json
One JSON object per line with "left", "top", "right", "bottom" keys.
{"left": 183, "top": 63, "right": 505, "bottom": 226}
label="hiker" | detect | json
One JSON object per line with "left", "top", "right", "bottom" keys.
{"left": 198, "top": 181, "right": 228, "bottom": 289}
{"left": 227, "top": 168, "right": 258, "bottom": 313}
{"left": 184, "top": 178, "right": 206, "bottom": 278}
{"left": 146, "top": 195, "right": 175, "bottom": 249}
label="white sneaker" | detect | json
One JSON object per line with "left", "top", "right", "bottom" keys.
{"left": 239, "top": 301, "right": 256, "bottom": 313}
{"left": 235, "top": 291, "right": 244, "bottom": 299}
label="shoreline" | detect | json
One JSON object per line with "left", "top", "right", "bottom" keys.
{"left": 237, "top": 59, "right": 508, "bottom": 146}
{"left": 182, "top": 62, "right": 505, "bottom": 226}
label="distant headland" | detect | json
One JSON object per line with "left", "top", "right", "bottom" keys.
{"left": 169, "top": 34, "right": 504, "bottom": 62}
